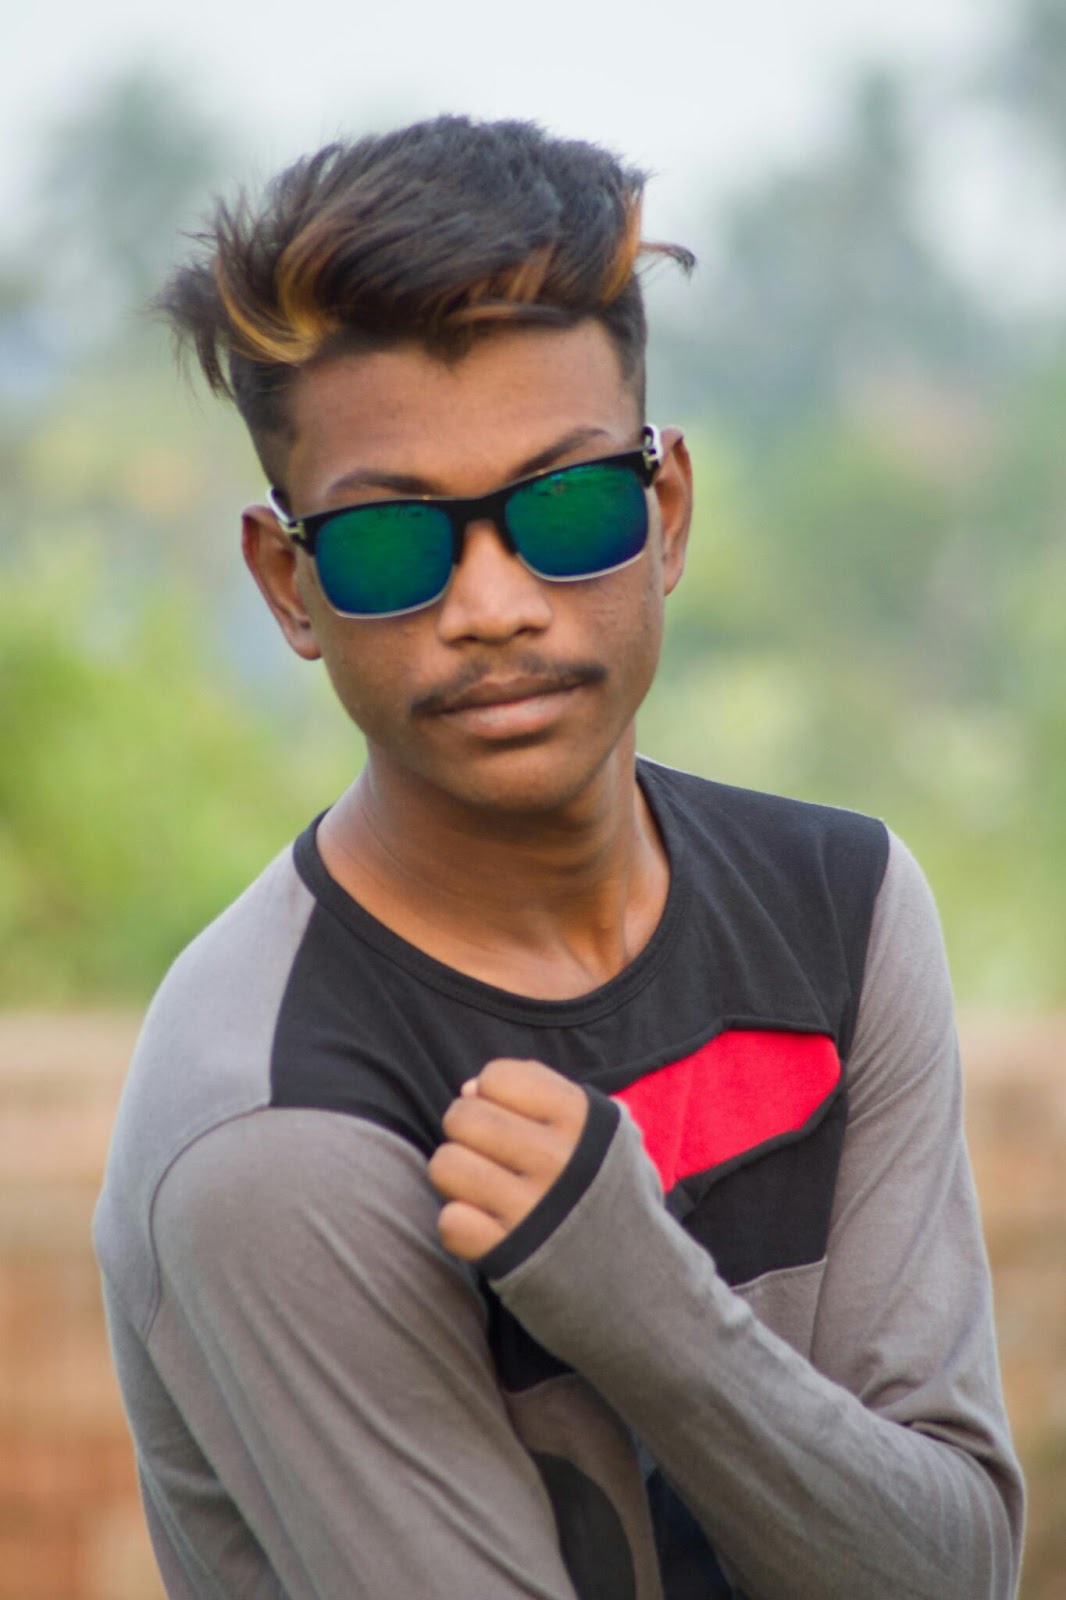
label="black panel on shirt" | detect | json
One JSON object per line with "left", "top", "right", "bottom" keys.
{"left": 670, "top": 1088, "right": 848, "bottom": 1285}
{"left": 268, "top": 763, "right": 888, "bottom": 1600}
{"left": 481, "top": 1284, "right": 572, "bottom": 1389}
{"left": 269, "top": 892, "right": 457, "bottom": 1154}
{"left": 272, "top": 766, "right": 886, "bottom": 1121}
{"left": 646, "top": 1470, "right": 737, "bottom": 1599}
{"left": 532, "top": 1454, "right": 638, "bottom": 1600}
{"left": 270, "top": 763, "right": 887, "bottom": 1287}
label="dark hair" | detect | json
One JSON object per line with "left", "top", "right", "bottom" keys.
{"left": 157, "top": 115, "right": 694, "bottom": 478}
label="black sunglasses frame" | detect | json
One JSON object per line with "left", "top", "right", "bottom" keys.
{"left": 268, "top": 425, "right": 663, "bottom": 619}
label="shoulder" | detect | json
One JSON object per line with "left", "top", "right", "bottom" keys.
{"left": 154, "top": 838, "right": 317, "bottom": 1029}
{"left": 119, "top": 840, "right": 316, "bottom": 1122}
{"left": 94, "top": 840, "right": 319, "bottom": 1329}
{"left": 640, "top": 760, "right": 899, "bottom": 1054}
{"left": 640, "top": 758, "right": 889, "bottom": 876}
{"left": 642, "top": 759, "right": 890, "bottom": 947}
{"left": 848, "top": 830, "right": 958, "bottom": 1104}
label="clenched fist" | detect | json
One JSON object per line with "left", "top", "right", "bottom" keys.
{"left": 428, "top": 1058, "right": 589, "bottom": 1261}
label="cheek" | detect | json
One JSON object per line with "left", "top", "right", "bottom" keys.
{"left": 319, "top": 652, "right": 378, "bottom": 732}
{"left": 608, "top": 547, "right": 665, "bottom": 658}
{"left": 626, "top": 552, "right": 667, "bottom": 699}
{"left": 578, "top": 557, "right": 664, "bottom": 720}
{"left": 313, "top": 616, "right": 420, "bottom": 742}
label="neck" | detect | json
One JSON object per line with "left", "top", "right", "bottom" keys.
{"left": 317, "top": 740, "right": 670, "bottom": 999}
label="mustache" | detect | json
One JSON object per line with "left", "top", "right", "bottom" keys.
{"left": 413, "top": 655, "right": 606, "bottom": 717}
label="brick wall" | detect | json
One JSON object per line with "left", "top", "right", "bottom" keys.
{"left": 0, "top": 1014, "right": 163, "bottom": 1600}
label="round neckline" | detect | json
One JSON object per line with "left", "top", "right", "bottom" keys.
{"left": 292, "top": 758, "right": 692, "bottom": 1026}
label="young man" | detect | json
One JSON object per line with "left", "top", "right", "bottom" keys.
{"left": 94, "top": 117, "right": 1023, "bottom": 1599}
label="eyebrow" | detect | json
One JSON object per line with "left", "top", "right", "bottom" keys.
{"left": 321, "top": 426, "right": 618, "bottom": 502}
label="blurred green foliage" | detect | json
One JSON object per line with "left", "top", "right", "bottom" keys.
{"left": 643, "top": 399, "right": 1066, "bottom": 1006}
{"left": 2, "top": 49, "right": 1065, "bottom": 1006}
{"left": 0, "top": 539, "right": 356, "bottom": 1003}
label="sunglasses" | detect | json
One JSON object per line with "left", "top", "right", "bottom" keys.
{"left": 268, "top": 425, "right": 663, "bottom": 619}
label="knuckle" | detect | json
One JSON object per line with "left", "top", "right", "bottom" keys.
{"left": 477, "top": 1058, "right": 512, "bottom": 1093}
{"left": 441, "top": 1099, "right": 466, "bottom": 1137}
{"left": 438, "top": 1215, "right": 472, "bottom": 1259}
{"left": 427, "top": 1141, "right": 462, "bottom": 1188}
{"left": 443, "top": 1097, "right": 490, "bottom": 1144}
{"left": 450, "top": 1093, "right": 496, "bottom": 1134}
{"left": 563, "top": 1084, "right": 589, "bottom": 1127}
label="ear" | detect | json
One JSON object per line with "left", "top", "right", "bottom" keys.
{"left": 652, "top": 427, "right": 692, "bottom": 596}
{"left": 241, "top": 504, "right": 322, "bottom": 661}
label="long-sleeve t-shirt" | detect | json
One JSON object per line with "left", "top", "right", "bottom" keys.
{"left": 94, "top": 760, "right": 1025, "bottom": 1598}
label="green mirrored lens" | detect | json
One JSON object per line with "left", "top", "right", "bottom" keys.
{"left": 506, "top": 462, "right": 648, "bottom": 578}
{"left": 315, "top": 503, "right": 453, "bottom": 616}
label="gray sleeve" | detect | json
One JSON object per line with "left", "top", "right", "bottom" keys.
{"left": 146, "top": 1110, "right": 579, "bottom": 1600}
{"left": 487, "top": 832, "right": 1025, "bottom": 1600}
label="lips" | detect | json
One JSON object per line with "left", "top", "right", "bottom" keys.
{"left": 425, "top": 676, "right": 590, "bottom": 742}
{"left": 412, "top": 658, "right": 606, "bottom": 727}
{"left": 436, "top": 674, "right": 584, "bottom": 715}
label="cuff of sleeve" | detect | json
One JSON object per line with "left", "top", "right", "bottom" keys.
{"left": 476, "top": 1088, "right": 621, "bottom": 1282}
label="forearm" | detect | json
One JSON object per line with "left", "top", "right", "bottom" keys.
{"left": 486, "top": 1101, "right": 1018, "bottom": 1600}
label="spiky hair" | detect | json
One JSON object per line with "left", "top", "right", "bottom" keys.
{"left": 158, "top": 115, "right": 694, "bottom": 476}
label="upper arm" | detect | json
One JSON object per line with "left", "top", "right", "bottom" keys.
{"left": 146, "top": 1109, "right": 577, "bottom": 1600}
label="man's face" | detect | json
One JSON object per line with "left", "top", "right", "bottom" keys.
{"left": 243, "top": 319, "right": 692, "bottom": 817}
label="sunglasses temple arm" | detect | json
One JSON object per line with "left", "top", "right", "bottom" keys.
{"left": 268, "top": 486, "right": 302, "bottom": 536}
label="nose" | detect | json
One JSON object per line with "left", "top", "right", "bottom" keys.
{"left": 435, "top": 516, "right": 553, "bottom": 643}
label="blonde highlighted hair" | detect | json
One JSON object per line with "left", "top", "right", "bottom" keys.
{"left": 158, "top": 117, "right": 694, "bottom": 475}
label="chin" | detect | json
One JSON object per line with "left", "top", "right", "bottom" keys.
{"left": 425, "top": 740, "right": 623, "bottom": 819}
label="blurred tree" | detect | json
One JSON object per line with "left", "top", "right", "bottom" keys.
{"left": 0, "top": 265, "right": 60, "bottom": 421}
{"left": 2, "top": 52, "right": 1063, "bottom": 1012}
{"left": 661, "top": 69, "right": 994, "bottom": 440}
{"left": 34, "top": 65, "right": 231, "bottom": 339}
{"left": 987, "top": 0, "right": 1066, "bottom": 175}
{"left": 751, "top": 422, "right": 956, "bottom": 656}
{"left": 0, "top": 542, "right": 353, "bottom": 1002}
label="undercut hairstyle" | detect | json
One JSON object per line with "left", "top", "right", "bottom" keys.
{"left": 156, "top": 115, "right": 694, "bottom": 484}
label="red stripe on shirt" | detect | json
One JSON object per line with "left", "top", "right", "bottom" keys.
{"left": 612, "top": 1030, "right": 841, "bottom": 1190}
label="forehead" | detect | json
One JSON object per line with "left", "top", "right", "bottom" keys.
{"left": 285, "top": 320, "right": 641, "bottom": 503}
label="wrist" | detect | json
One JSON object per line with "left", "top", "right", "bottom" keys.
{"left": 476, "top": 1088, "right": 621, "bottom": 1280}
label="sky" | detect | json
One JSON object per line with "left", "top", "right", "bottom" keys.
{"left": 8, "top": 0, "right": 1062, "bottom": 308}
{"left": 8, "top": 0, "right": 990, "bottom": 229}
